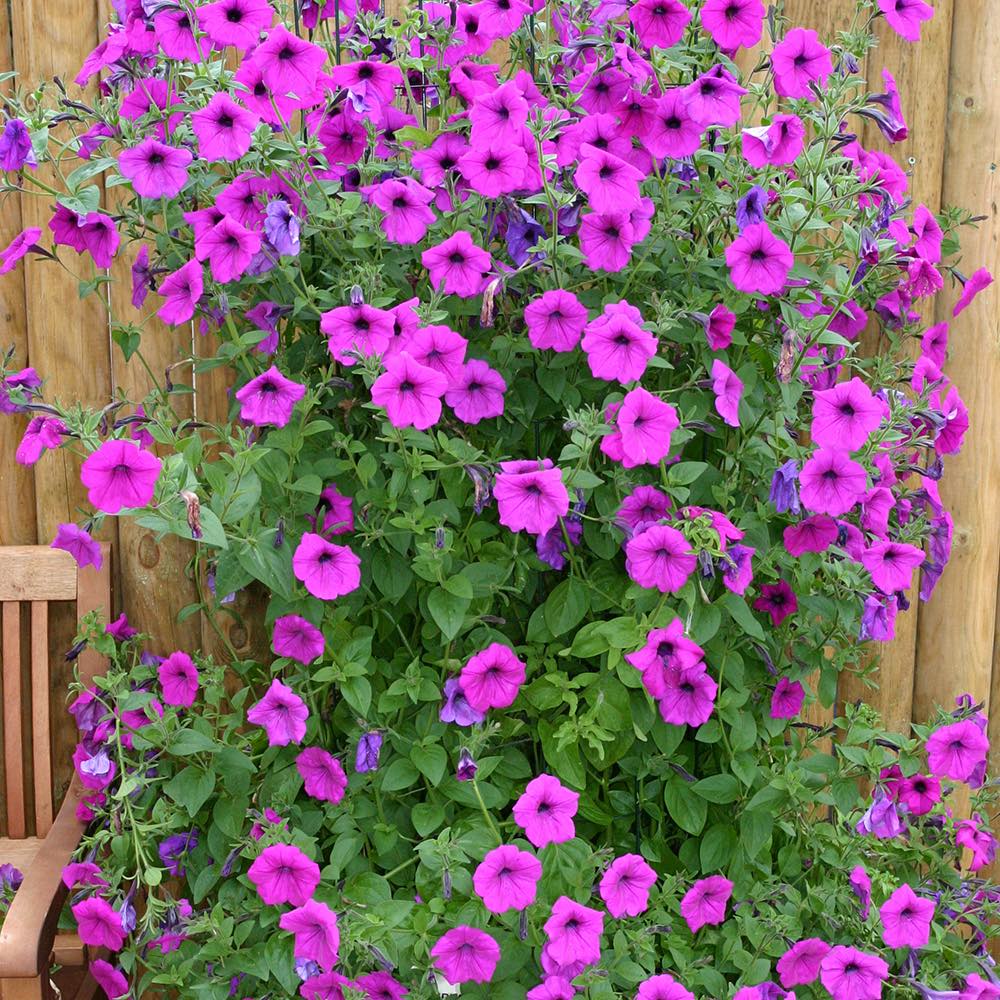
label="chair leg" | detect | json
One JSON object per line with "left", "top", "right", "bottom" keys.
{"left": 1, "top": 976, "right": 58, "bottom": 1000}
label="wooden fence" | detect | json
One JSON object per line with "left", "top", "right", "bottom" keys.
{"left": 0, "top": 2, "right": 996, "bottom": 785}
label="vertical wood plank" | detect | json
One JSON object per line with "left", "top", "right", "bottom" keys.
{"left": 30, "top": 601, "right": 51, "bottom": 836}
{"left": 2, "top": 602, "right": 25, "bottom": 838}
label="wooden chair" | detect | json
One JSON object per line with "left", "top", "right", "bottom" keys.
{"left": 0, "top": 545, "right": 111, "bottom": 1000}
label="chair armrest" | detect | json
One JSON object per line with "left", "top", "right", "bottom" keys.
{"left": 0, "top": 776, "right": 88, "bottom": 978}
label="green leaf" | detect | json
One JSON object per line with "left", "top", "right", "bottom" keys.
{"left": 381, "top": 758, "right": 419, "bottom": 792}
{"left": 410, "top": 744, "right": 447, "bottom": 785}
{"left": 169, "top": 729, "right": 218, "bottom": 756}
{"left": 693, "top": 773, "right": 740, "bottom": 804}
{"left": 411, "top": 801, "right": 445, "bottom": 837}
{"left": 164, "top": 766, "right": 216, "bottom": 817}
{"left": 664, "top": 777, "right": 707, "bottom": 835}
{"left": 740, "top": 809, "right": 774, "bottom": 858}
{"left": 667, "top": 461, "right": 708, "bottom": 486}
{"left": 427, "top": 586, "right": 470, "bottom": 640}
{"left": 700, "top": 823, "right": 738, "bottom": 872}
{"left": 719, "top": 591, "right": 765, "bottom": 641}
{"left": 543, "top": 578, "right": 590, "bottom": 638}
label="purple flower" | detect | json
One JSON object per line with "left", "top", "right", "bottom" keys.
{"left": 0, "top": 119, "right": 36, "bottom": 171}
{"left": 505, "top": 208, "right": 546, "bottom": 266}
{"left": 856, "top": 787, "right": 905, "bottom": 839}
{"left": 0, "top": 864, "right": 23, "bottom": 890}
{"left": 736, "top": 185, "right": 767, "bottom": 230}
{"left": 158, "top": 830, "right": 199, "bottom": 876}
{"left": 769, "top": 460, "right": 800, "bottom": 514}
{"left": 263, "top": 199, "right": 300, "bottom": 257}
{"left": 131, "top": 244, "right": 156, "bottom": 309}
{"left": 456, "top": 748, "right": 478, "bottom": 782}
{"left": 439, "top": 678, "right": 485, "bottom": 727}
{"left": 355, "top": 731, "right": 383, "bottom": 773}
{"left": 536, "top": 518, "right": 583, "bottom": 571}
{"left": 860, "top": 69, "right": 908, "bottom": 144}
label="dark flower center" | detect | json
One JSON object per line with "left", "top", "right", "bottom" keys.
{"left": 599, "top": 164, "right": 614, "bottom": 179}
{"left": 399, "top": 380, "right": 415, "bottom": 393}
{"left": 358, "top": 64, "right": 375, "bottom": 79}
{"left": 279, "top": 45, "right": 296, "bottom": 61}
{"left": 725, "top": 3, "right": 740, "bottom": 18}
{"left": 440, "top": 156, "right": 456, "bottom": 169}
{"left": 226, "top": 7, "right": 243, "bottom": 22}
{"left": 392, "top": 196, "right": 407, "bottom": 208}
{"left": 467, "top": 381, "right": 482, "bottom": 392}
{"left": 485, "top": 156, "right": 501, "bottom": 170}
{"left": 839, "top": 403, "right": 856, "bottom": 416}
{"left": 449, "top": 252, "right": 466, "bottom": 264}
{"left": 218, "top": 114, "right": 234, "bottom": 129}
{"left": 148, "top": 152, "right": 164, "bottom": 165}
{"left": 666, "top": 115, "right": 681, "bottom": 129}
{"left": 750, "top": 249, "right": 767, "bottom": 261}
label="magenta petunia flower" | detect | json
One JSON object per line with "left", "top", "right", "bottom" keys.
{"left": 49, "top": 207, "right": 119, "bottom": 268}
{"left": 51, "top": 523, "right": 103, "bottom": 570}
{"left": 925, "top": 719, "right": 989, "bottom": 783}
{"left": 247, "top": 842, "right": 320, "bottom": 906}
{"left": 371, "top": 352, "right": 448, "bottom": 431}
{"left": 953, "top": 267, "right": 993, "bottom": 317}
{"left": 777, "top": 938, "right": 830, "bottom": 988}
{"left": 770, "top": 677, "right": 805, "bottom": 719}
{"left": 599, "top": 854, "right": 657, "bottom": 918}
{"left": 460, "top": 643, "right": 527, "bottom": 712}
{"left": 247, "top": 678, "right": 309, "bottom": 746}
{"left": 753, "top": 580, "right": 798, "bottom": 627}
{"left": 191, "top": 93, "right": 259, "bottom": 162}
{"left": 407, "top": 325, "right": 468, "bottom": 384}
{"left": 878, "top": 0, "right": 933, "bottom": 42}
{"left": 513, "top": 773, "right": 579, "bottom": 848}
{"left": 799, "top": 449, "right": 868, "bottom": 517}
{"left": 628, "top": 0, "right": 691, "bottom": 48}
{"left": 850, "top": 865, "right": 872, "bottom": 919}
{"left": 252, "top": 25, "right": 327, "bottom": 94}
{"left": 527, "top": 977, "right": 575, "bottom": 1000}
{"left": 355, "top": 971, "right": 409, "bottom": 1000}
{"left": 524, "top": 289, "right": 587, "bottom": 352}
{"left": 322, "top": 302, "right": 395, "bottom": 365}
{"left": 272, "top": 615, "right": 324, "bottom": 664}
{"left": 680, "top": 875, "right": 733, "bottom": 933}
{"left": 658, "top": 661, "right": 717, "bottom": 727}
{"left": 296, "top": 748, "right": 348, "bottom": 804}
{"left": 956, "top": 818, "right": 998, "bottom": 873}
{"left": 783, "top": 514, "right": 838, "bottom": 556}
{"left": 700, "top": 0, "right": 765, "bottom": 49}
{"left": 880, "top": 882, "right": 935, "bottom": 950}
{"left": 636, "top": 974, "right": 695, "bottom": 1000}
{"left": 617, "top": 485, "right": 672, "bottom": 534}
{"left": 684, "top": 66, "right": 747, "bottom": 128}
{"left": 897, "top": 773, "right": 940, "bottom": 815}
{"left": 469, "top": 81, "right": 529, "bottom": 146}
{"left": 81, "top": 439, "right": 162, "bottom": 514}
{"left": 158, "top": 651, "right": 199, "bottom": 708}
{"left": 742, "top": 114, "right": 805, "bottom": 168}
{"left": 710, "top": 359, "right": 743, "bottom": 427}
{"left": 579, "top": 210, "right": 636, "bottom": 272}
{"left": 157, "top": 259, "right": 203, "bottom": 326}
{"left": 625, "top": 524, "right": 696, "bottom": 594}
{"left": 445, "top": 359, "right": 506, "bottom": 424}
{"left": 330, "top": 59, "right": 403, "bottom": 107}
{"left": 473, "top": 844, "right": 542, "bottom": 913}
{"left": 771, "top": 28, "right": 833, "bottom": 100}
{"left": 703, "top": 304, "right": 736, "bottom": 350}
{"left": 575, "top": 145, "right": 644, "bottom": 215}
{"left": 15, "top": 414, "right": 65, "bottom": 465}
{"left": 0, "top": 226, "right": 41, "bottom": 275}
{"left": 646, "top": 88, "right": 703, "bottom": 158}
{"left": 195, "top": 214, "right": 262, "bottom": 283}
{"left": 235, "top": 366, "right": 306, "bottom": 427}
{"left": 582, "top": 301, "right": 657, "bottom": 384}
{"left": 318, "top": 112, "right": 368, "bottom": 165}
{"left": 118, "top": 139, "right": 192, "bottom": 198}
{"left": 459, "top": 141, "right": 528, "bottom": 198}
{"left": 72, "top": 896, "right": 125, "bottom": 951}
{"left": 370, "top": 178, "right": 436, "bottom": 245}
{"left": 543, "top": 896, "right": 604, "bottom": 966}
{"left": 90, "top": 959, "right": 128, "bottom": 1000}
{"left": 422, "top": 231, "right": 492, "bottom": 299}
{"left": 430, "top": 926, "right": 500, "bottom": 985}
{"left": 811, "top": 377, "right": 885, "bottom": 450}
{"left": 725, "top": 222, "right": 793, "bottom": 296}
{"left": 198, "top": 0, "right": 273, "bottom": 50}
{"left": 819, "top": 946, "right": 888, "bottom": 1000}
{"left": 625, "top": 620, "right": 704, "bottom": 698}
{"left": 616, "top": 387, "right": 680, "bottom": 467}
{"left": 279, "top": 898, "right": 340, "bottom": 972}
{"left": 861, "top": 540, "right": 924, "bottom": 594}
{"left": 292, "top": 533, "right": 361, "bottom": 601}
{"left": 311, "top": 485, "right": 355, "bottom": 537}
{"left": 960, "top": 973, "right": 1000, "bottom": 1000}
{"left": 494, "top": 460, "right": 570, "bottom": 536}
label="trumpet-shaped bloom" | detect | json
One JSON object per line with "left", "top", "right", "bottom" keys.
{"left": 680, "top": 876, "right": 732, "bottom": 933}
{"left": 648, "top": 89, "right": 703, "bottom": 158}
{"left": 625, "top": 525, "right": 696, "bottom": 594}
{"left": 371, "top": 352, "right": 448, "bottom": 430}
{"left": 407, "top": 325, "right": 468, "bottom": 384}
{"left": 72, "top": 896, "right": 125, "bottom": 951}
{"left": 637, "top": 975, "right": 695, "bottom": 1000}
{"left": 579, "top": 211, "right": 636, "bottom": 272}
{"left": 422, "top": 231, "right": 492, "bottom": 298}
{"left": 742, "top": 114, "right": 805, "bottom": 167}
{"left": 469, "top": 81, "right": 529, "bottom": 146}
{"left": 118, "top": 139, "right": 192, "bottom": 198}
{"left": 0, "top": 226, "right": 40, "bottom": 275}
{"left": 430, "top": 926, "right": 500, "bottom": 985}
{"left": 459, "top": 142, "right": 527, "bottom": 198}
{"left": 191, "top": 93, "right": 259, "bottom": 162}
{"left": 879, "top": 883, "right": 934, "bottom": 949}
{"left": 582, "top": 301, "right": 656, "bottom": 384}
{"left": 777, "top": 938, "right": 830, "bottom": 988}
{"left": 330, "top": 60, "right": 404, "bottom": 106}
{"left": 235, "top": 366, "right": 306, "bottom": 427}
{"left": 513, "top": 774, "right": 578, "bottom": 848}
{"left": 799, "top": 449, "right": 868, "bottom": 516}
{"left": 297, "top": 748, "right": 348, "bottom": 804}
{"left": 659, "top": 661, "right": 717, "bottom": 726}
{"left": 700, "top": 0, "right": 765, "bottom": 49}
{"left": 322, "top": 303, "right": 395, "bottom": 365}
{"left": 90, "top": 960, "right": 129, "bottom": 1000}
{"left": 878, "top": 0, "right": 933, "bottom": 42}
{"left": 783, "top": 514, "right": 838, "bottom": 556}
{"left": 711, "top": 360, "right": 743, "bottom": 427}
{"left": 81, "top": 439, "right": 162, "bottom": 514}
{"left": 726, "top": 223, "right": 793, "bottom": 295}
{"left": 897, "top": 773, "right": 940, "bottom": 815}
{"left": 252, "top": 26, "right": 327, "bottom": 95}
{"left": 861, "top": 540, "right": 924, "bottom": 593}
{"left": 15, "top": 415, "right": 65, "bottom": 465}
{"left": 494, "top": 461, "right": 569, "bottom": 535}
{"left": 625, "top": 620, "right": 704, "bottom": 697}
{"left": 247, "top": 678, "right": 309, "bottom": 746}
{"left": 247, "top": 843, "right": 320, "bottom": 906}
{"left": 525, "top": 289, "right": 588, "bottom": 352}
{"left": 292, "top": 533, "right": 362, "bottom": 601}
{"left": 51, "top": 523, "right": 103, "bottom": 570}
{"left": 628, "top": 0, "right": 691, "bottom": 48}
{"left": 370, "top": 178, "right": 436, "bottom": 245}
{"left": 158, "top": 651, "right": 199, "bottom": 708}
{"left": 575, "top": 145, "right": 644, "bottom": 214}
{"left": 753, "top": 580, "right": 798, "bottom": 627}
{"left": 599, "top": 854, "right": 657, "bottom": 918}
{"left": 473, "top": 844, "right": 542, "bottom": 913}
{"left": 811, "top": 377, "right": 885, "bottom": 450}
{"left": 195, "top": 215, "right": 262, "bottom": 283}
{"left": 819, "top": 946, "right": 888, "bottom": 1000}
{"left": 770, "top": 677, "right": 805, "bottom": 719}
{"left": 198, "top": 0, "right": 273, "bottom": 50}
{"left": 157, "top": 259, "right": 203, "bottom": 326}
{"left": 925, "top": 719, "right": 989, "bottom": 783}
{"left": 460, "top": 643, "right": 527, "bottom": 712}
{"left": 445, "top": 359, "right": 506, "bottom": 424}
{"left": 615, "top": 387, "right": 680, "bottom": 467}
{"left": 279, "top": 898, "right": 340, "bottom": 972}
{"left": 273, "top": 615, "right": 324, "bottom": 664}
{"left": 617, "top": 485, "right": 671, "bottom": 534}
{"left": 771, "top": 28, "right": 833, "bottom": 100}
{"left": 543, "top": 897, "right": 604, "bottom": 966}
{"left": 953, "top": 267, "right": 993, "bottom": 318}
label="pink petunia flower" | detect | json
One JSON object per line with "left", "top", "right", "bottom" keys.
{"left": 878, "top": 0, "right": 933, "bottom": 42}
{"left": 279, "top": 898, "right": 340, "bottom": 971}
{"left": 191, "top": 93, "right": 259, "bottom": 162}
{"left": 953, "top": 267, "right": 993, "bottom": 317}
{"left": 407, "top": 325, "right": 468, "bottom": 384}
{"left": 625, "top": 620, "right": 704, "bottom": 698}
{"left": 659, "top": 661, "right": 717, "bottom": 727}
{"left": 956, "top": 816, "right": 998, "bottom": 873}
{"left": 197, "top": 0, "right": 273, "bottom": 50}
{"left": 753, "top": 580, "right": 798, "bottom": 627}
{"left": 811, "top": 377, "right": 885, "bottom": 450}
{"left": 118, "top": 139, "right": 192, "bottom": 199}
{"left": 524, "top": 289, "right": 588, "bottom": 352}
{"left": 617, "top": 485, "right": 672, "bottom": 534}
{"left": 355, "top": 971, "right": 409, "bottom": 1000}
{"left": 770, "top": 677, "right": 805, "bottom": 719}
{"left": 819, "top": 946, "right": 888, "bottom": 1000}
{"left": 72, "top": 896, "right": 125, "bottom": 951}
{"left": 330, "top": 59, "right": 403, "bottom": 107}
{"left": 684, "top": 66, "right": 747, "bottom": 128}
{"left": 543, "top": 896, "right": 604, "bottom": 966}
{"left": 579, "top": 210, "right": 636, "bottom": 272}
{"left": 925, "top": 719, "right": 989, "bottom": 783}
{"left": 799, "top": 449, "right": 868, "bottom": 517}
{"left": 703, "top": 304, "right": 737, "bottom": 350}
{"left": 322, "top": 302, "right": 395, "bottom": 365}
{"left": 582, "top": 301, "right": 656, "bottom": 383}
{"left": 422, "top": 231, "right": 492, "bottom": 298}
{"left": 616, "top": 387, "right": 680, "bottom": 467}
{"left": 628, "top": 0, "right": 691, "bottom": 48}
{"left": 15, "top": 414, "right": 65, "bottom": 465}
{"left": 636, "top": 974, "right": 695, "bottom": 1000}
{"left": 850, "top": 865, "right": 872, "bottom": 919}
{"left": 726, "top": 222, "right": 794, "bottom": 295}
{"left": 625, "top": 524, "right": 697, "bottom": 594}
{"left": 575, "top": 145, "right": 644, "bottom": 215}
{"left": 783, "top": 514, "right": 838, "bottom": 556}
{"left": 297, "top": 748, "right": 348, "bottom": 804}
{"left": 195, "top": 214, "right": 262, "bottom": 283}
{"left": 247, "top": 678, "right": 309, "bottom": 746}
{"left": 0, "top": 226, "right": 41, "bottom": 275}
{"left": 445, "top": 359, "right": 506, "bottom": 424}
{"left": 513, "top": 773, "right": 579, "bottom": 848}
{"left": 527, "top": 977, "right": 575, "bottom": 1000}
{"left": 90, "top": 959, "right": 129, "bottom": 1000}
{"left": 700, "top": 0, "right": 765, "bottom": 49}
{"left": 896, "top": 773, "right": 940, "bottom": 815}
{"left": 599, "top": 854, "right": 657, "bottom": 918}
{"left": 861, "top": 540, "right": 925, "bottom": 593}
{"left": 460, "top": 643, "right": 527, "bottom": 712}
{"left": 680, "top": 875, "right": 733, "bottom": 933}
{"left": 777, "top": 938, "right": 830, "bottom": 988}
{"left": 494, "top": 460, "right": 570, "bottom": 535}
{"left": 473, "top": 844, "right": 542, "bottom": 913}
{"left": 272, "top": 615, "right": 325, "bottom": 664}
{"left": 430, "top": 926, "right": 500, "bottom": 985}
{"left": 158, "top": 651, "right": 199, "bottom": 708}
{"left": 247, "top": 843, "right": 320, "bottom": 906}
{"left": 292, "top": 533, "right": 362, "bottom": 601}
{"left": 648, "top": 89, "right": 703, "bottom": 158}
{"left": 742, "top": 114, "right": 805, "bottom": 168}
{"left": 371, "top": 352, "right": 449, "bottom": 431}
{"left": 369, "top": 178, "right": 436, "bottom": 245}
{"left": 710, "top": 360, "right": 743, "bottom": 427}
{"left": 459, "top": 142, "right": 528, "bottom": 198}
{"left": 252, "top": 25, "right": 327, "bottom": 94}
{"left": 157, "top": 259, "right": 203, "bottom": 326}
{"left": 51, "top": 523, "right": 103, "bottom": 570}
{"left": 80, "top": 439, "right": 162, "bottom": 514}
{"left": 235, "top": 366, "right": 306, "bottom": 427}
{"left": 960, "top": 972, "right": 1000, "bottom": 1000}
{"left": 469, "top": 81, "right": 529, "bottom": 146}
{"left": 771, "top": 28, "right": 833, "bottom": 100}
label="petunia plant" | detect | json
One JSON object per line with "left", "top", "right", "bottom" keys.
{"left": 0, "top": 0, "right": 997, "bottom": 997}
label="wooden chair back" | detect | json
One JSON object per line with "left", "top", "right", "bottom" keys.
{"left": 0, "top": 547, "right": 111, "bottom": 841}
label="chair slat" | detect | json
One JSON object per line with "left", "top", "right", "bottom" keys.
{"left": 0, "top": 549, "right": 77, "bottom": 603}
{"left": 1, "top": 604, "right": 25, "bottom": 839}
{"left": 30, "top": 603, "right": 52, "bottom": 837}
{"left": 75, "top": 546, "right": 111, "bottom": 688}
